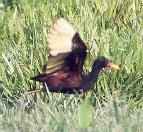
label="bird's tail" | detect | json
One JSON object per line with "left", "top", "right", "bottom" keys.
{"left": 31, "top": 73, "right": 48, "bottom": 82}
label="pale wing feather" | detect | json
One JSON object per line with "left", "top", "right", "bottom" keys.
{"left": 47, "top": 18, "right": 76, "bottom": 56}
{"left": 44, "top": 53, "right": 69, "bottom": 74}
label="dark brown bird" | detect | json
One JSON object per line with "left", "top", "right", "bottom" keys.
{"left": 30, "top": 18, "right": 119, "bottom": 94}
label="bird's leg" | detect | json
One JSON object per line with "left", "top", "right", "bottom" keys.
{"left": 18, "top": 88, "right": 45, "bottom": 109}
{"left": 19, "top": 88, "right": 45, "bottom": 105}
{"left": 23, "top": 88, "right": 46, "bottom": 96}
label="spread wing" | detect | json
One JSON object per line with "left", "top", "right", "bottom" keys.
{"left": 44, "top": 18, "right": 87, "bottom": 74}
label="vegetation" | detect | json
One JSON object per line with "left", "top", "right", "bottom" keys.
{"left": 0, "top": 0, "right": 143, "bottom": 131}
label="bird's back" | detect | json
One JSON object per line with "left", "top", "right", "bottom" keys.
{"left": 32, "top": 70, "right": 84, "bottom": 94}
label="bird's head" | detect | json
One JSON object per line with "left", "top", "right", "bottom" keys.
{"left": 93, "top": 56, "right": 119, "bottom": 70}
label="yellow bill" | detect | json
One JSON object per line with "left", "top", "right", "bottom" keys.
{"left": 107, "top": 62, "right": 120, "bottom": 70}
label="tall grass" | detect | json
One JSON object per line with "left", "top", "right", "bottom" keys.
{"left": 0, "top": 0, "right": 143, "bottom": 131}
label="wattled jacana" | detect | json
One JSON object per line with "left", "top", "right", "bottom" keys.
{"left": 30, "top": 18, "right": 119, "bottom": 94}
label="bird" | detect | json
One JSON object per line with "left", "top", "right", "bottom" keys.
{"left": 30, "top": 18, "right": 119, "bottom": 94}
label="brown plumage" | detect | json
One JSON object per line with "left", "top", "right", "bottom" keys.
{"left": 30, "top": 18, "right": 119, "bottom": 94}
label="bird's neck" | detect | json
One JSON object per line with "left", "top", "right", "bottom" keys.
{"left": 83, "top": 65, "right": 103, "bottom": 92}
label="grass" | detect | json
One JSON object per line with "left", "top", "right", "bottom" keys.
{"left": 0, "top": 0, "right": 143, "bottom": 131}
